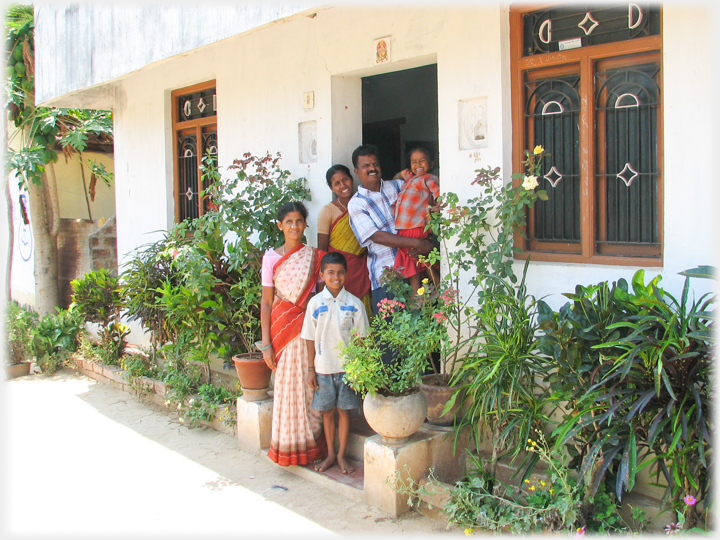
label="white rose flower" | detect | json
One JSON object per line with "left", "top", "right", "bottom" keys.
{"left": 522, "top": 175, "right": 539, "bottom": 190}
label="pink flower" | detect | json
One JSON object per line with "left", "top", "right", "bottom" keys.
{"left": 684, "top": 495, "right": 697, "bottom": 506}
{"left": 377, "top": 298, "right": 405, "bottom": 318}
{"left": 665, "top": 522, "right": 681, "bottom": 534}
{"left": 171, "top": 249, "right": 180, "bottom": 259}
{"left": 575, "top": 526, "right": 586, "bottom": 537}
{"left": 433, "top": 312, "right": 447, "bottom": 323}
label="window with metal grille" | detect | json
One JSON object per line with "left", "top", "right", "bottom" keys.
{"left": 510, "top": 5, "right": 662, "bottom": 265}
{"left": 172, "top": 81, "right": 217, "bottom": 223}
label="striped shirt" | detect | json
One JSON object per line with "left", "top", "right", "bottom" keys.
{"left": 347, "top": 178, "right": 403, "bottom": 290}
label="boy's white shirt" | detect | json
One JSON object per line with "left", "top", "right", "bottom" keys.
{"left": 300, "top": 286, "right": 369, "bottom": 374}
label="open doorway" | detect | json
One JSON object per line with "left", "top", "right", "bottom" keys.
{"left": 361, "top": 64, "right": 438, "bottom": 180}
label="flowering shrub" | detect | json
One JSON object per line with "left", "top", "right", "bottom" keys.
{"left": 341, "top": 267, "right": 451, "bottom": 396}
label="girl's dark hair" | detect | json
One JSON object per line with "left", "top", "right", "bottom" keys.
{"left": 406, "top": 146, "right": 433, "bottom": 165}
{"left": 277, "top": 201, "right": 308, "bottom": 222}
{"left": 325, "top": 164, "right": 353, "bottom": 187}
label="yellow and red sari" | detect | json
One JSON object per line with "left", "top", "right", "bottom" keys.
{"left": 267, "top": 244, "right": 327, "bottom": 466}
{"left": 328, "top": 211, "right": 373, "bottom": 319}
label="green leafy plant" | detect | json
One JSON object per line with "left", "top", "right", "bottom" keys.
{"left": 394, "top": 431, "right": 641, "bottom": 535}
{"left": 341, "top": 267, "right": 447, "bottom": 397}
{"left": 127, "top": 151, "right": 311, "bottom": 377}
{"left": 538, "top": 267, "right": 714, "bottom": 530}
{"left": 120, "top": 229, "right": 188, "bottom": 354}
{"left": 5, "top": 300, "right": 38, "bottom": 365}
{"left": 447, "top": 267, "right": 551, "bottom": 481}
{"left": 70, "top": 268, "right": 129, "bottom": 364}
{"left": 415, "top": 153, "right": 548, "bottom": 384}
{"left": 121, "top": 350, "right": 159, "bottom": 379}
{"left": 31, "top": 307, "right": 84, "bottom": 374}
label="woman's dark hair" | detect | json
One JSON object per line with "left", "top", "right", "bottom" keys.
{"left": 320, "top": 251, "right": 347, "bottom": 271}
{"left": 277, "top": 201, "right": 308, "bottom": 222}
{"left": 406, "top": 146, "right": 433, "bottom": 165}
{"left": 325, "top": 164, "right": 353, "bottom": 188}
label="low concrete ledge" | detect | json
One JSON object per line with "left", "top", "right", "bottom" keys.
{"left": 364, "top": 427, "right": 469, "bottom": 518}
{"left": 236, "top": 396, "right": 273, "bottom": 454}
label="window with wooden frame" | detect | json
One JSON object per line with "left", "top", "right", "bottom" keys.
{"left": 510, "top": 4, "right": 662, "bottom": 265}
{"left": 172, "top": 81, "right": 217, "bottom": 223}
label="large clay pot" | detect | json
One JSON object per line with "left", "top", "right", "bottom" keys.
{"left": 363, "top": 388, "right": 427, "bottom": 445}
{"left": 418, "top": 373, "right": 463, "bottom": 426}
{"left": 4, "top": 362, "right": 31, "bottom": 379}
{"left": 232, "top": 353, "right": 272, "bottom": 401}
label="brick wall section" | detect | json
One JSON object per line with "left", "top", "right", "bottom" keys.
{"left": 57, "top": 219, "right": 98, "bottom": 308}
{"left": 89, "top": 216, "right": 118, "bottom": 272}
{"left": 57, "top": 217, "right": 118, "bottom": 308}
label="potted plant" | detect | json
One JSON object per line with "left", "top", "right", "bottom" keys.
{"left": 195, "top": 151, "right": 311, "bottom": 394}
{"left": 4, "top": 301, "right": 38, "bottom": 378}
{"left": 341, "top": 268, "right": 448, "bottom": 443}
{"left": 406, "top": 151, "right": 548, "bottom": 427}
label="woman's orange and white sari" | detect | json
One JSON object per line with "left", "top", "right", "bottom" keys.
{"left": 267, "top": 244, "right": 327, "bottom": 466}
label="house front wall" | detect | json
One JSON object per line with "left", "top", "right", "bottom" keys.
{"left": 66, "top": 4, "right": 715, "bottom": 343}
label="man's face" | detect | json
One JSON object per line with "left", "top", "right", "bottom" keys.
{"left": 354, "top": 154, "right": 382, "bottom": 188}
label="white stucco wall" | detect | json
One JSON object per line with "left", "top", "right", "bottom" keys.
{"left": 37, "top": 4, "right": 718, "bottom": 341}
{"left": 33, "top": 2, "right": 321, "bottom": 108}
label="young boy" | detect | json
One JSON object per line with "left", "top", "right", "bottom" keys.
{"left": 301, "top": 252, "right": 369, "bottom": 474}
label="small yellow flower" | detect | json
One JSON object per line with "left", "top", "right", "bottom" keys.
{"left": 524, "top": 479, "right": 530, "bottom": 484}
{"left": 531, "top": 441, "right": 537, "bottom": 446}
{"left": 417, "top": 287, "right": 425, "bottom": 295}
{"left": 540, "top": 480, "right": 546, "bottom": 487}
{"left": 549, "top": 489, "right": 554, "bottom": 494}
{"left": 464, "top": 528, "right": 474, "bottom": 536}
{"left": 533, "top": 145, "right": 544, "bottom": 155}
{"left": 527, "top": 438, "right": 533, "bottom": 443}
{"left": 529, "top": 485, "right": 536, "bottom": 491}
{"left": 422, "top": 278, "right": 429, "bottom": 284}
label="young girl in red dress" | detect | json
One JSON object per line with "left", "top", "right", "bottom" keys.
{"left": 393, "top": 147, "right": 441, "bottom": 292}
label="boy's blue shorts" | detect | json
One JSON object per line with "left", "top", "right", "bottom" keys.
{"left": 312, "top": 372, "right": 362, "bottom": 411}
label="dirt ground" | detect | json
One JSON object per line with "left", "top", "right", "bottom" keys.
{"left": 0, "top": 368, "right": 466, "bottom": 539}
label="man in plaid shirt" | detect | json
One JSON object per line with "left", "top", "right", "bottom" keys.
{"left": 347, "top": 144, "right": 434, "bottom": 316}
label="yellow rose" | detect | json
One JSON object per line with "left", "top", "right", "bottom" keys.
{"left": 522, "top": 175, "right": 539, "bottom": 191}
{"left": 533, "top": 145, "right": 544, "bottom": 154}
{"left": 422, "top": 278, "right": 429, "bottom": 284}
{"left": 417, "top": 287, "right": 425, "bottom": 296}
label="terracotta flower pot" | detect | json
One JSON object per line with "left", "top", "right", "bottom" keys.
{"left": 418, "top": 373, "right": 463, "bottom": 426}
{"left": 363, "top": 388, "right": 427, "bottom": 445}
{"left": 232, "top": 353, "right": 272, "bottom": 401}
{"left": 4, "top": 362, "right": 31, "bottom": 379}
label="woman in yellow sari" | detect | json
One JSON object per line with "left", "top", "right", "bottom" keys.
{"left": 317, "top": 165, "right": 372, "bottom": 319}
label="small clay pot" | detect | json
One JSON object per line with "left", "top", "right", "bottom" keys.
{"left": 232, "top": 353, "right": 272, "bottom": 401}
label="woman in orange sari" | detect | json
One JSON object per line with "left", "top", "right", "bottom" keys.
{"left": 260, "top": 202, "right": 327, "bottom": 466}
{"left": 317, "top": 165, "right": 372, "bottom": 319}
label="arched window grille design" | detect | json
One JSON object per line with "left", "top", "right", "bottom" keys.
{"left": 596, "top": 62, "right": 660, "bottom": 249}
{"left": 525, "top": 74, "right": 581, "bottom": 242}
{"left": 522, "top": 4, "right": 660, "bottom": 56}
{"left": 178, "top": 135, "right": 199, "bottom": 221}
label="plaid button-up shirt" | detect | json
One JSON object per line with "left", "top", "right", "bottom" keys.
{"left": 394, "top": 173, "right": 440, "bottom": 230}
{"left": 348, "top": 178, "right": 403, "bottom": 290}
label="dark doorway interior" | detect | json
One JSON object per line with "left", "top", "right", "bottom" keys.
{"left": 361, "top": 64, "right": 439, "bottom": 180}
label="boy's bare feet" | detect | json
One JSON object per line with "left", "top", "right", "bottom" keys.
{"left": 337, "top": 456, "right": 354, "bottom": 474}
{"left": 314, "top": 454, "right": 336, "bottom": 472}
